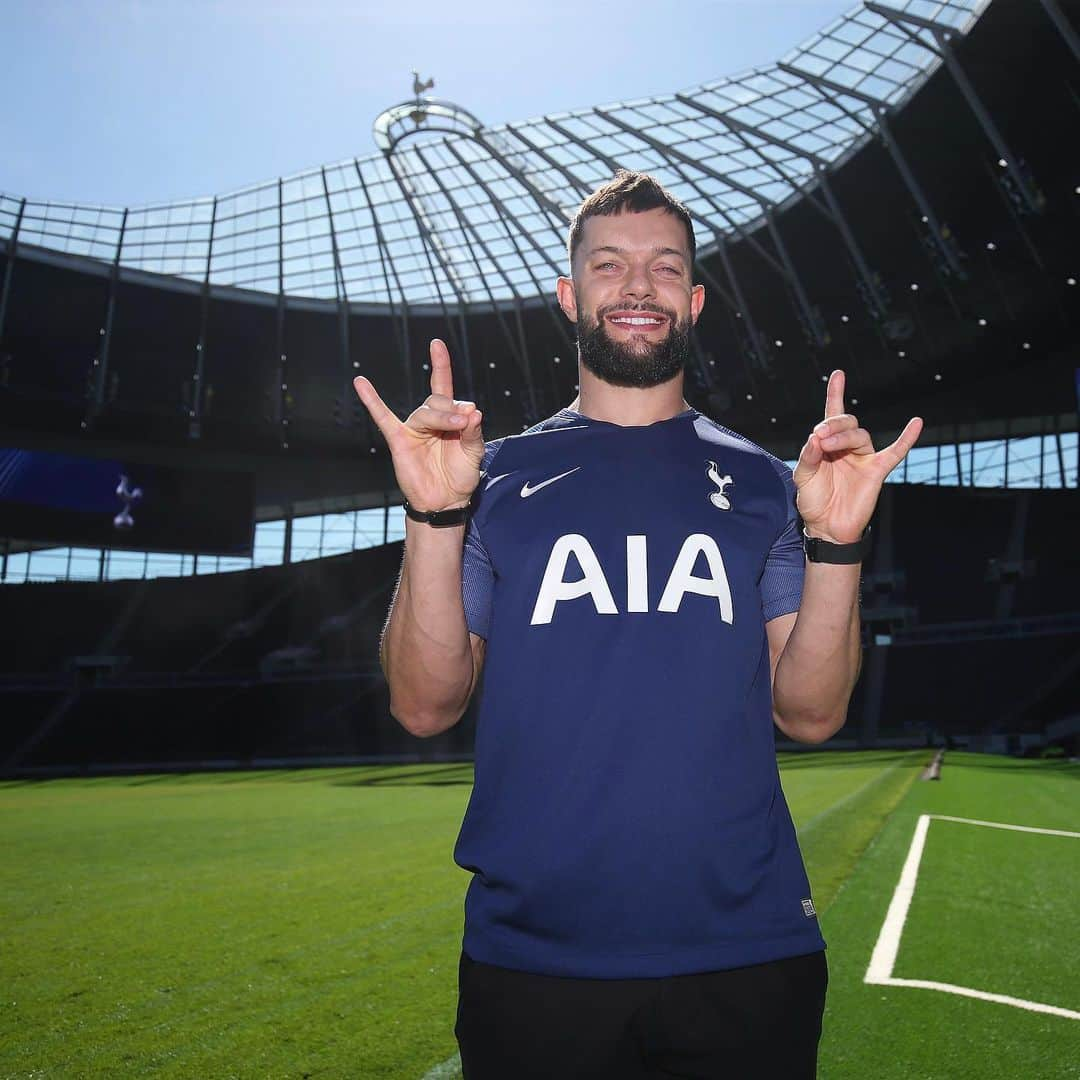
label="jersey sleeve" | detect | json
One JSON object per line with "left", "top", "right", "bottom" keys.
{"left": 461, "top": 441, "right": 500, "bottom": 639}
{"left": 760, "top": 462, "right": 805, "bottom": 622}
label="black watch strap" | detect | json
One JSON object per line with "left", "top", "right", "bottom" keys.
{"left": 802, "top": 525, "right": 872, "bottom": 564}
{"left": 402, "top": 496, "right": 472, "bottom": 527}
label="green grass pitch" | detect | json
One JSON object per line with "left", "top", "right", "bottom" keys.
{"left": 1, "top": 751, "right": 1076, "bottom": 1078}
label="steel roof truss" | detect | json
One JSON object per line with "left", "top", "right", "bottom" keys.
{"left": 441, "top": 139, "right": 575, "bottom": 355}
{"left": 1038, "top": 0, "right": 1080, "bottom": 65}
{"left": 865, "top": 1, "right": 1042, "bottom": 215}
{"left": 87, "top": 207, "right": 130, "bottom": 429}
{"left": 383, "top": 154, "right": 475, "bottom": 399}
{"left": 0, "top": 197, "right": 25, "bottom": 345}
{"left": 678, "top": 90, "right": 887, "bottom": 315}
{"left": 413, "top": 143, "right": 535, "bottom": 414}
{"left": 782, "top": 63, "right": 963, "bottom": 277}
{"left": 354, "top": 161, "right": 414, "bottom": 410}
{"left": 318, "top": 167, "right": 356, "bottom": 431}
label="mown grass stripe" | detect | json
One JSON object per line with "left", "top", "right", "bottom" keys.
{"left": 796, "top": 759, "right": 905, "bottom": 837}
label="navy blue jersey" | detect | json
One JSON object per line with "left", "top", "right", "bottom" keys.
{"left": 454, "top": 406, "right": 825, "bottom": 979}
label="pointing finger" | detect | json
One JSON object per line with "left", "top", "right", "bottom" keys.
{"left": 824, "top": 369, "right": 845, "bottom": 420}
{"left": 429, "top": 339, "right": 454, "bottom": 400}
{"left": 353, "top": 376, "right": 401, "bottom": 442}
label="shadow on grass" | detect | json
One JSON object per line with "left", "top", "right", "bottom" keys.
{"left": 334, "top": 764, "right": 475, "bottom": 787}
{"left": 0, "top": 764, "right": 476, "bottom": 788}
{"left": 339, "top": 752, "right": 934, "bottom": 786}
{"left": 777, "top": 750, "right": 926, "bottom": 771}
{"left": 940, "top": 753, "right": 1080, "bottom": 777}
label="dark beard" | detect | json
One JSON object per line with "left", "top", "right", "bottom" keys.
{"left": 577, "top": 304, "right": 692, "bottom": 388}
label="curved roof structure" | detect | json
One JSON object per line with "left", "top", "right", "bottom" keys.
{"left": 0, "top": 0, "right": 986, "bottom": 307}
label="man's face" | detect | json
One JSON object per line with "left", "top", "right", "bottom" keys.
{"left": 557, "top": 207, "right": 705, "bottom": 388}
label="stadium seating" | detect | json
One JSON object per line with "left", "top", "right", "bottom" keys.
{"left": 1011, "top": 488, "right": 1078, "bottom": 617}
{"left": 886, "top": 485, "right": 1017, "bottom": 624}
{"left": 876, "top": 633, "right": 1079, "bottom": 738}
{"left": 3, "top": 482, "right": 1077, "bottom": 771}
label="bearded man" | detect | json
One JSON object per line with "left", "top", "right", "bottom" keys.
{"left": 354, "top": 170, "right": 922, "bottom": 1078}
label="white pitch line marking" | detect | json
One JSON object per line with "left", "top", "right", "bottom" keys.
{"left": 865, "top": 813, "right": 931, "bottom": 982}
{"left": 878, "top": 978, "right": 1080, "bottom": 1021}
{"left": 929, "top": 814, "right": 1080, "bottom": 839}
{"left": 865, "top": 813, "right": 1080, "bottom": 1020}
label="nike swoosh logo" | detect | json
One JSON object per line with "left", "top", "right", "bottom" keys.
{"left": 484, "top": 471, "right": 514, "bottom": 490}
{"left": 520, "top": 467, "right": 581, "bottom": 498}
{"left": 521, "top": 424, "right": 590, "bottom": 436}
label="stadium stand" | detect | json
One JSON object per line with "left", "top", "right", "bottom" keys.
{"left": 2, "top": 0, "right": 1078, "bottom": 772}
{"left": 2, "top": 475, "right": 1077, "bottom": 771}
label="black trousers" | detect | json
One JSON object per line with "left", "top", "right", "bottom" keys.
{"left": 455, "top": 948, "right": 827, "bottom": 1079}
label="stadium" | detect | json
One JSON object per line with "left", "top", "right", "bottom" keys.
{"left": 1, "top": 0, "right": 1078, "bottom": 1076}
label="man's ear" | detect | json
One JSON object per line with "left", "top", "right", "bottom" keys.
{"left": 690, "top": 283, "right": 705, "bottom": 325}
{"left": 556, "top": 276, "right": 578, "bottom": 324}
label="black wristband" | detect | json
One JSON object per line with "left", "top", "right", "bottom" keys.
{"left": 802, "top": 525, "right": 872, "bottom": 564}
{"left": 402, "top": 496, "right": 472, "bottom": 527}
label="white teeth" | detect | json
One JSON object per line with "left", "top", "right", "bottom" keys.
{"left": 611, "top": 317, "right": 662, "bottom": 326}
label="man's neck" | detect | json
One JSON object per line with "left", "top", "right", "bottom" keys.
{"left": 565, "top": 368, "right": 690, "bottom": 427}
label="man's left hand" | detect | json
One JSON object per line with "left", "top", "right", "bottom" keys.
{"left": 793, "top": 369, "right": 923, "bottom": 544}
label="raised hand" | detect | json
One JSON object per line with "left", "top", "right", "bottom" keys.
{"left": 353, "top": 339, "right": 485, "bottom": 513}
{"left": 793, "top": 370, "right": 923, "bottom": 544}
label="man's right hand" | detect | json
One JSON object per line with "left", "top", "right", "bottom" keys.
{"left": 353, "top": 338, "right": 485, "bottom": 514}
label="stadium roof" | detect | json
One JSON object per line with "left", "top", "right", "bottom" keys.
{"left": 0, "top": 0, "right": 987, "bottom": 307}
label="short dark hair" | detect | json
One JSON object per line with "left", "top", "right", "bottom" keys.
{"left": 567, "top": 170, "right": 696, "bottom": 270}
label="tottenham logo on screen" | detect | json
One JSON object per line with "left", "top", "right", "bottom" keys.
{"left": 113, "top": 474, "right": 142, "bottom": 531}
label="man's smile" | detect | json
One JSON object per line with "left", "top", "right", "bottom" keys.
{"left": 604, "top": 310, "right": 668, "bottom": 333}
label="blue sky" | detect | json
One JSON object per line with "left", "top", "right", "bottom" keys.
{"left": 3, "top": 0, "right": 848, "bottom": 208}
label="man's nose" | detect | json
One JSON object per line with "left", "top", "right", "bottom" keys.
{"left": 620, "top": 264, "right": 654, "bottom": 300}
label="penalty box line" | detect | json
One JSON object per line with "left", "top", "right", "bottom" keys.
{"left": 864, "top": 813, "right": 1080, "bottom": 1022}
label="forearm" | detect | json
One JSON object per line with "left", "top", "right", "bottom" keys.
{"left": 772, "top": 561, "right": 862, "bottom": 743}
{"left": 382, "top": 518, "right": 474, "bottom": 736}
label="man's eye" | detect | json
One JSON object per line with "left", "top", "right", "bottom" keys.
{"left": 656, "top": 265, "right": 680, "bottom": 275}
{"left": 596, "top": 262, "right": 618, "bottom": 270}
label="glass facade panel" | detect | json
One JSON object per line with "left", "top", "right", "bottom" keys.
{"left": 67, "top": 548, "right": 103, "bottom": 581}
{"left": 313, "top": 513, "right": 358, "bottom": 560}
{"left": 144, "top": 553, "right": 185, "bottom": 579}
{"left": 1006, "top": 436, "right": 1042, "bottom": 488}
{"left": 104, "top": 550, "right": 147, "bottom": 581}
{"left": 253, "top": 522, "right": 286, "bottom": 567}
{"left": 216, "top": 557, "right": 254, "bottom": 574}
{"left": 971, "top": 441, "right": 1006, "bottom": 486}
{"left": 26, "top": 549, "right": 69, "bottom": 582}
{"left": 903, "top": 444, "right": 939, "bottom": 485}
{"left": 289, "top": 515, "right": 327, "bottom": 564}
{"left": 781, "top": 431, "right": 1079, "bottom": 492}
